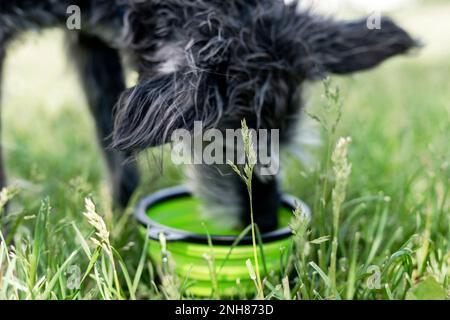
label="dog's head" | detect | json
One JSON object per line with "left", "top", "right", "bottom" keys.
{"left": 112, "top": 1, "right": 417, "bottom": 153}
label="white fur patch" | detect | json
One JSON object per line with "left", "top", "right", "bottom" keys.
{"left": 155, "top": 42, "right": 186, "bottom": 74}
{"left": 186, "top": 164, "right": 242, "bottom": 230}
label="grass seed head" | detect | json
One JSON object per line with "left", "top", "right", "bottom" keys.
{"left": 331, "top": 137, "right": 352, "bottom": 219}
{"left": 83, "top": 198, "right": 110, "bottom": 247}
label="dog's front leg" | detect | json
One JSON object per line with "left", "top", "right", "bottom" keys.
{"left": 67, "top": 32, "right": 139, "bottom": 208}
{"left": 238, "top": 174, "right": 281, "bottom": 233}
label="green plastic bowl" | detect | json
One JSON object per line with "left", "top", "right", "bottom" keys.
{"left": 135, "top": 186, "right": 311, "bottom": 297}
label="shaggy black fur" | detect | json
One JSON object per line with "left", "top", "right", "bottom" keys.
{"left": 0, "top": 0, "right": 417, "bottom": 232}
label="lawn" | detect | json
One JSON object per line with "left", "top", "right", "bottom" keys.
{"left": 0, "top": 2, "right": 448, "bottom": 300}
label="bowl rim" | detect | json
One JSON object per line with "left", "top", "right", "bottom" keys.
{"left": 135, "top": 186, "right": 311, "bottom": 245}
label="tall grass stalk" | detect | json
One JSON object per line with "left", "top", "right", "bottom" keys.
{"left": 307, "top": 77, "right": 345, "bottom": 273}
{"left": 83, "top": 198, "right": 123, "bottom": 299}
{"left": 328, "top": 137, "right": 352, "bottom": 298}
{"left": 228, "top": 119, "right": 264, "bottom": 299}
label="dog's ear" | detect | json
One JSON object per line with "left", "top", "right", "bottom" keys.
{"left": 299, "top": 16, "right": 418, "bottom": 78}
{"left": 112, "top": 72, "right": 197, "bottom": 152}
{"left": 112, "top": 71, "right": 221, "bottom": 152}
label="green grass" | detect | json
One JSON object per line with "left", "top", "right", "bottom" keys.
{"left": 0, "top": 3, "right": 449, "bottom": 300}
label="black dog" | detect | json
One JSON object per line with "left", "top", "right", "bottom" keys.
{"left": 0, "top": 0, "right": 416, "bottom": 232}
